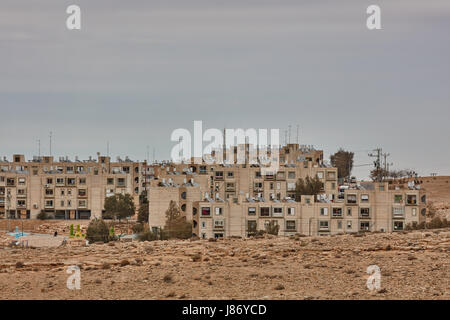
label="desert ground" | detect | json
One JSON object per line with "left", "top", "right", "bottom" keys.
{"left": 0, "top": 176, "right": 449, "bottom": 300}
{"left": 0, "top": 229, "right": 449, "bottom": 300}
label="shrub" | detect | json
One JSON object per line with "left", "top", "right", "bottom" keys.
{"left": 37, "top": 211, "right": 49, "bottom": 220}
{"left": 163, "top": 274, "right": 173, "bottom": 283}
{"left": 86, "top": 219, "right": 111, "bottom": 243}
{"left": 132, "top": 223, "right": 145, "bottom": 234}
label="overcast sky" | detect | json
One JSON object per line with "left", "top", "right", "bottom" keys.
{"left": 0, "top": 0, "right": 449, "bottom": 178}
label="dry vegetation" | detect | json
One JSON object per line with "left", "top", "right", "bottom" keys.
{"left": 0, "top": 230, "right": 449, "bottom": 300}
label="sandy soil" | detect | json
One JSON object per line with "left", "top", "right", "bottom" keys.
{"left": 0, "top": 230, "right": 449, "bottom": 300}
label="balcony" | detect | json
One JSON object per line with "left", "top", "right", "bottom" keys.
{"left": 392, "top": 207, "right": 405, "bottom": 219}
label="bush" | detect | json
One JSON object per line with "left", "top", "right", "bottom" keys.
{"left": 86, "top": 219, "right": 111, "bottom": 243}
{"left": 138, "top": 229, "right": 160, "bottom": 241}
{"left": 132, "top": 223, "right": 145, "bottom": 234}
{"left": 37, "top": 211, "right": 49, "bottom": 220}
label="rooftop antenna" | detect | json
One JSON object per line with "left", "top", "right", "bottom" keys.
{"left": 146, "top": 145, "right": 150, "bottom": 163}
{"left": 107, "top": 141, "right": 110, "bottom": 157}
{"left": 49, "top": 131, "right": 52, "bottom": 156}
{"left": 296, "top": 125, "right": 299, "bottom": 144}
{"left": 152, "top": 147, "right": 155, "bottom": 163}
{"left": 37, "top": 139, "right": 41, "bottom": 158}
{"left": 288, "top": 125, "right": 291, "bottom": 144}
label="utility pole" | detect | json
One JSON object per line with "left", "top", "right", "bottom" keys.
{"left": 382, "top": 152, "right": 390, "bottom": 181}
{"left": 368, "top": 148, "right": 383, "bottom": 182}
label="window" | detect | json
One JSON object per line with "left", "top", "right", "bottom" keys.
{"left": 79, "top": 178, "right": 86, "bottom": 185}
{"left": 67, "top": 200, "right": 71, "bottom": 207}
{"left": 60, "top": 200, "right": 65, "bottom": 207}
{"left": 394, "top": 195, "right": 403, "bottom": 203}
{"left": 288, "top": 172, "right": 296, "bottom": 179}
{"left": 56, "top": 178, "right": 65, "bottom": 185}
{"left": 272, "top": 207, "right": 283, "bottom": 217}
{"left": 287, "top": 207, "right": 295, "bottom": 216}
{"left": 215, "top": 207, "right": 223, "bottom": 215}
{"left": 331, "top": 183, "right": 336, "bottom": 190}
{"left": 255, "top": 171, "right": 262, "bottom": 178}
{"left": 337, "top": 221, "right": 342, "bottom": 229}
{"left": 379, "top": 184, "right": 385, "bottom": 191}
{"left": 78, "top": 200, "right": 87, "bottom": 208}
{"left": 277, "top": 172, "right": 285, "bottom": 179}
{"left": 107, "top": 178, "right": 114, "bottom": 185}
{"left": 332, "top": 208, "right": 342, "bottom": 217}
{"left": 254, "top": 182, "right": 263, "bottom": 190}
{"left": 421, "top": 195, "right": 426, "bottom": 204}
{"left": 287, "top": 182, "right": 296, "bottom": 191}
{"left": 360, "top": 208, "right": 370, "bottom": 217}
{"left": 412, "top": 208, "right": 417, "bottom": 216}
{"left": 18, "top": 178, "right": 26, "bottom": 185}
{"left": 47, "top": 178, "right": 53, "bottom": 185}
{"left": 248, "top": 207, "right": 256, "bottom": 216}
{"left": 361, "top": 194, "right": 369, "bottom": 202}
{"left": 17, "top": 200, "right": 26, "bottom": 207}
{"left": 214, "top": 220, "right": 224, "bottom": 229}
{"left": 360, "top": 221, "right": 370, "bottom": 231}
{"left": 247, "top": 220, "right": 257, "bottom": 233}
{"left": 181, "top": 192, "right": 187, "bottom": 200}
{"left": 347, "top": 208, "right": 352, "bottom": 216}
{"left": 181, "top": 204, "right": 186, "bottom": 212}
{"left": 201, "top": 221, "right": 206, "bottom": 229}
{"left": 68, "top": 189, "right": 72, "bottom": 195}
{"left": 327, "top": 171, "right": 336, "bottom": 179}
{"left": 317, "top": 172, "right": 324, "bottom": 179}
{"left": 347, "top": 194, "right": 357, "bottom": 204}
{"left": 393, "top": 221, "right": 404, "bottom": 231}
{"left": 117, "top": 178, "right": 125, "bottom": 186}
{"left": 320, "top": 208, "right": 328, "bottom": 216}
{"left": 61, "top": 189, "right": 65, "bottom": 196}
{"left": 260, "top": 207, "right": 270, "bottom": 217}
{"left": 319, "top": 221, "right": 329, "bottom": 229}
{"left": 78, "top": 189, "right": 87, "bottom": 197}
{"left": 286, "top": 220, "right": 296, "bottom": 231}
{"left": 45, "top": 189, "right": 54, "bottom": 196}
{"left": 17, "top": 189, "right": 26, "bottom": 195}
{"left": 227, "top": 171, "right": 234, "bottom": 178}
{"left": 45, "top": 200, "right": 54, "bottom": 208}
{"left": 407, "top": 195, "right": 417, "bottom": 205}
{"left": 215, "top": 171, "right": 224, "bottom": 180}
{"left": 347, "top": 221, "right": 352, "bottom": 229}
{"left": 201, "top": 207, "right": 211, "bottom": 216}
{"left": 393, "top": 207, "right": 404, "bottom": 217}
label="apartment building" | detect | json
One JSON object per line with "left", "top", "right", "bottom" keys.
{"left": 193, "top": 182, "right": 426, "bottom": 239}
{"left": 148, "top": 144, "right": 340, "bottom": 231}
{"left": 0, "top": 154, "right": 144, "bottom": 220}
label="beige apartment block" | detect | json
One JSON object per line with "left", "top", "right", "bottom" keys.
{"left": 0, "top": 154, "right": 144, "bottom": 220}
{"left": 191, "top": 182, "right": 426, "bottom": 239}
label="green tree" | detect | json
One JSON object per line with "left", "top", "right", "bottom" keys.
{"left": 295, "top": 176, "right": 324, "bottom": 201}
{"left": 103, "top": 193, "right": 136, "bottom": 221}
{"left": 330, "top": 149, "right": 354, "bottom": 180}
{"left": 163, "top": 200, "right": 192, "bottom": 239}
{"left": 137, "top": 200, "right": 149, "bottom": 223}
{"left": 86, "top": 219, "right": 111, "bottom": 243}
